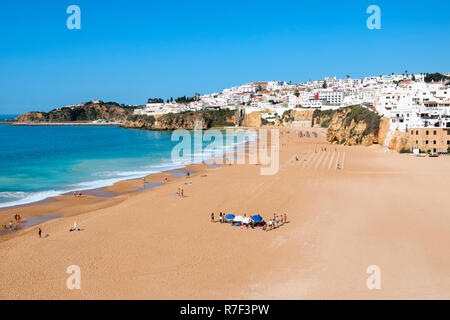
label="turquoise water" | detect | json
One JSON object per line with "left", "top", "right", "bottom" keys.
{"left": 0, "top": 123, "right": 253, "bottom": 208}
{"left": 1, "top": 115, "right": 18, "bottom": 121}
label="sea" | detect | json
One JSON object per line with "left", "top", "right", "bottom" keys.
{"left": 0, "top": 118, "right": 255, "bottom": 208}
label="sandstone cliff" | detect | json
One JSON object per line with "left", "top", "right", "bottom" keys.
{"left": 388, "top": 131, "right": 411, "bottom": 152}
{"left": 16, "top": 101, "right": 135, "bottom": 122}
{"left": 312, "top": 106, "right": 382, "bottom": 146}
{"left": 121, "top": 110, "right": 235, "bottom": 130}
{"left": 241, "top": 109, "right": 314, "bottom": 128}
{"left": 242, "top": 111, "right": 262, "bottom": 127}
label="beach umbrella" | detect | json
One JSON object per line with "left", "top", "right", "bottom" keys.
{"left": 251, "top": 215, "right": 263, "bottom": 222}
{"left": 234, "top": 216, "right": 244, "bottom": 223}
{"left": 242, "top": 217, "right": 251, "bottom": 224}
{"left": 224, "top": 214, "right": 235, "bottom": 220}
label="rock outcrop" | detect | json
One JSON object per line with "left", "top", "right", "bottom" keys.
{"left": 312, "top": 105, "right": 382, "bottom": 146}
{"left": 242, "top": 111, "right": 262, "bottom": 127}
{"left": 121, "top": 110, "right": 235, "bottom": 130}
{"left": 16, "top": 101, "right": 135, "bottom": 122}
{"left": 388, "top": 131, "right": 411, "bottom": 152}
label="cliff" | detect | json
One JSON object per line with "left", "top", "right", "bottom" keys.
{"left": 312, "top": 105, "right": 382, "bottom": 146}
{"left": 16, "top": 101, "right": 135, "bottom": 122}
{"left": 388, "top": 131, "right": 411, "bottom": 152}
{"left": 241, "top": 109, "right": 314, "bottom": 127}
{"left": 121, "top": 109, "right": 235, "bottom": 130}
{"left": 241, "top": 111, "right": 262, "bottom": 127}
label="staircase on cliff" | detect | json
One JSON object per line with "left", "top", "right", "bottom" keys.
{"left": 383, "top": 121, "right": 399, "bottom": 152}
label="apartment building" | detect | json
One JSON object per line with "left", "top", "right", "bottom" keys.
{"left": 409, "top": 128, "right": 450, "bottom": 153}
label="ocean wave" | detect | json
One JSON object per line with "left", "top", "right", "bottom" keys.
{"left": 0, "top": 131, "right": 258, "bottom": 208}
{"left": 0, "top": 190, "right": 63, "bottom": 208}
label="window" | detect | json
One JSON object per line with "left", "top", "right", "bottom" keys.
{"left": 433, "top": 141, "right": 436, "bottom": 145}
{"left": 433, "top": 130, "right": 437, "bottom": 135}
{"left": 426, "top": 130, "right": 429, "bottom": 135}
{"left": 411, "top": 130, "right": 414, "bottom": 135}
{"left": 426, "top": 140, "right": 429, "bottom": 145}
{"left": 416, "top": 140, "right": 419, "bottom": 144}
{"left": 447, "top": 141, "right": 450, "bottom": 145}
{"left": 416, "top": 130, "right": 419, "bottom": 135}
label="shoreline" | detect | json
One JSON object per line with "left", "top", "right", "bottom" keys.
{"left": 0, "top": 162, "right": 214, "bottom": 241}
{"left": 1, "top": 127, "right": 450, "bottom": 299}
{"left": 8, "top": 122, "right": 122, "bottom": 126}
{"left": 0, "top": 127, "right": 255, "bottom": 238}
{"left": 0, "top": 125, "right": 255, "bottom": 210}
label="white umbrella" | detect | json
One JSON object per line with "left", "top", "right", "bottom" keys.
{"left": 234, "top": 216, "right": 244, "bottom": 223}
{"left": 242, "top": 217, "right": 251, "bottom": 224}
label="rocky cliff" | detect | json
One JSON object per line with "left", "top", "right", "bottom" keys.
{"left": 121, "top": 109, "right": 235, "bottom": 130}
{"left": 241, "top": 111, "right": 262, "bottom": 127}
{"left": 16, "top": 101, "right": 135, "bottom": 122}
{"left": 241, "top": 109, "right": 314, "bottom": 127}
{"left": 312, "top": 105, "right": 382, "bottom": 146}
{"left": 387, "top": 131, "right": 411, "bottom": 152}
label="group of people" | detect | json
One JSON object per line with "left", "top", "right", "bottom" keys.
{"left": 1, "top": 213, "right": 47, "bottom": 239}
{"left": 211, "top": 212, "right": 288, "bottom": 232}
{"left": 176, "top": 187, "right": 184, "bottom": 197}
{"left": 73, "top": 191, "right": 83, "bottom": 197}
{"left": 2, "top": 213, "right": 22, "bottom": 232}
{"left": 266, "top": 213, "right": 288, "bottom": 230}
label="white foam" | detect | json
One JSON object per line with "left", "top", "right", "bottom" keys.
{"left": 0, "top": 190, "right": 64, "bottom": 208}
{"left": 0, "top": 131, "right": 259, "bottom": 208}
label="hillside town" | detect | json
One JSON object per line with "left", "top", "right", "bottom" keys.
{"left": 135, "top": 72, "right": 450, "bottom": 153}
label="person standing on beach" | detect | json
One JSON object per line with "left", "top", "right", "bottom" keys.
{"left": 9, "top": 221, "right": 13, "bottom": 231}
{"left": 219, "top": 213, "right": 223, "bottom": 224}
{"left": 181, "top": 189, "right": 184, "bottom": 197}
{"left": 38, "top": 228, "right": 42, "bottom": 238}
{"left": 211, "top": 213, "right": 214, "bottom": 223}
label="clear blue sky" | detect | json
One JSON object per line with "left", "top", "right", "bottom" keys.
{"left": 0, "top": 0, "right": 449, "bottom": 114}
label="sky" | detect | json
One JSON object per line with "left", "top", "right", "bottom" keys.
{"left": 0, "top": 0, "right": 449, "bottom": 114}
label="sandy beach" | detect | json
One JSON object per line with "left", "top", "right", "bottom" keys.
{"left": 1, "top": 127, "right": 450, "bottom": 299}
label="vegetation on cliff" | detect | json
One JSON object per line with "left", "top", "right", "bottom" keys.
{"left": 122, "top": 109, "right": 235, "bottom": 130}
{"left": 16, "top": 101, "right": 136, "bottom": 122}
{"left": 424, "top": 72, "right": 450, "bottom": 83}
{"left": 313, "top": 105, "right": 382, "bottom": 146}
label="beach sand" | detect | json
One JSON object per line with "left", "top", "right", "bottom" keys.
{"left": 1, "top": 128, "right": 450, "bottom": 299}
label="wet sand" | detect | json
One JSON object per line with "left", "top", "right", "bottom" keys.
{"left": 1, "top": 128, "right": 450, "bottom": 299}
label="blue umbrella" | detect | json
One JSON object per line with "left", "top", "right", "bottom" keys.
{"left": 224, "top": 214, "right": 235, "bottom": 220}
{"left": 251, "top": 215, "right": 263, "bottom": 222}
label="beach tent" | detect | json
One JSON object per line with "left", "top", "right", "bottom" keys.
{"left": 242, "top": 217, "right": 251, "bottom": 224}
{"left": 251, "top": 215, "right": 263, "bottom": 222}
{"left": 224, "top": 214, "right": 235, "bottom": 220}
